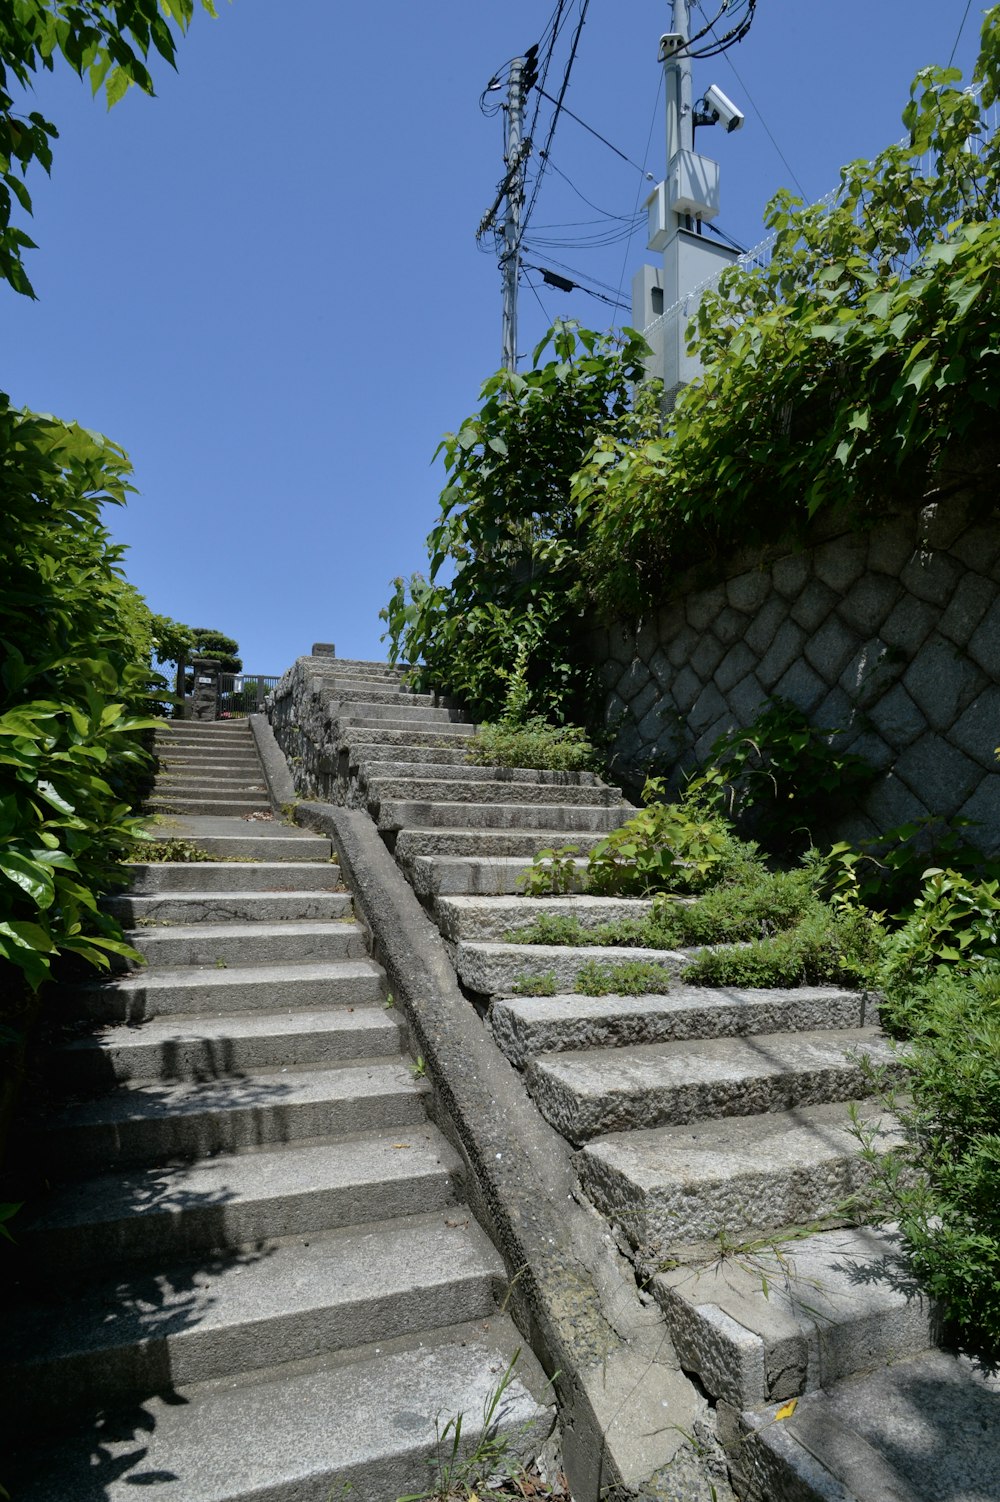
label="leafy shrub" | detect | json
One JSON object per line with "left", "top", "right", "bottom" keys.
{"left": 574, "top": 959, "right": 672, "bottom": 997}
{"left": 125, "top": 838, "right": 213, "bottom": 864}
{"left": 517, "top": 844, "right": 584, "bottom": 896}
{"left": 585, "top": 779, "right": 747, "bottom": 896}
{"left": 858, "top": 960, "right": 1000, "bottom": 1358}
{"left": 683, "top": 902, "right": 883, "bottom": 989}
{"left": 466, "top": 717, "right": 595, "bottom": 772}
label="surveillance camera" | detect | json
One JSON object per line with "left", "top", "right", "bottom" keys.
{"left": 703, "top": 83, "right": 745, "bottom": 132}
{"left": 658, "top": 32, "right": 686, "bottom": 60}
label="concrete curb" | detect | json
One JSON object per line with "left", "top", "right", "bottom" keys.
{"left": 250, "top": 713, "right": 297, "bottom": 812}
{"left": 294, "top": 800, "right": 707, "bottom": 1501}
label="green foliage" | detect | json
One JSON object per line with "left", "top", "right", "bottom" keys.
{"left": 571, "top": 16, "right": 1000, "bottom": 618}
{"left": 0, "top": 400, "right": 160, "bottom": 994}
{"left": 510, "top": 971, "right": 557, "bottom": 997}
{"left": 0, "top": 0, "right": 221, "bottom": 297}
{"left": 189, "top": 626, "right": 241, "bottom": 674}
{"left": 466, "top": 717, "right": 595, "bottom": 772}
{"left": 689, "top": 698, "right": 875, "bottom": 855}
{"left": 125, "top": 837, "right": 211, "bottom": 863}
{"left": 858, "top": 960, "right": 1000, "bottom": 1357}
{"left": 805, "top": 817, "right": 1000, "bottom": 916}
{"left": 380, "top": 320, "right": 652, "bottom": 722}
{"left": 585, "top": 778, "right": 752, "bottom": 896}
{"left": 574, "top": 958, "right": 672, "bottom": 996}
{"left": 516, "top": 843, "right": 583, "bottom": 896}
{"left": 683, "top": 900, "right": 883, "bottom": 989}
{"left": 148, "top": 613, "right": 194, "bottom": 669}
{"left": 877, "top": 868, "right": 1000, "bottom": 997}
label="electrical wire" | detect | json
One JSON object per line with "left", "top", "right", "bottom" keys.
{"left": 543, "top": 159, "right": 642, "bottom": 221}
{"left": 948, "top": 0, "right": 975, "bottom": 68}
{"left": 521, "top": 272, "right": 556, "bottom": 327}
{"left": 523, "top": 264, "right": 630, "bottom": 311}
{"left": 519, "top": 0, "right": 592, "bottom": 245}
{"left": 533, "top": 87, "right": 656, "bottom": 179}
{"left": 695, "top": 0, "right": 809, "bottom": 200}
{"left": 616, "top": 70, "right": 665, "bottom": 307}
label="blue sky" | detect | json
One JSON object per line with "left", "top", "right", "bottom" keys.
{"left": 3, "top": 1, "right": 983, "bottom": 674}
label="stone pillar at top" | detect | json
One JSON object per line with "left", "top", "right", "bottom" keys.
{"left": 190, "top": 658, "right": 221, "bottom": 721}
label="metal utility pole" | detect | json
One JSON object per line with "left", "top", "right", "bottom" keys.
{"left": 664, "top": 0, "right": 693, "bottom": 164}
{"left": 501, "top": 57, "right": 525, "bottom": 372}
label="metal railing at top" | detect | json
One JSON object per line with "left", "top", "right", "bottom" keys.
{"left": 217, "top": 674, "right": 282, "bottom": 719}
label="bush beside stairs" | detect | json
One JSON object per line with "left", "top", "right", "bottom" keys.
{"left": 274, "top": 654, "right": 1000, "bottom": 1502}
{"left": 3, "top": 714, "right": 553, "bottom": 1501}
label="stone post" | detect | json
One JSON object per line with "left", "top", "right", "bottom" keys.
{"left": 311, "top": 643, "right": 336, "bottom": 657}
{"left": 190, "top": 658, "right": 221, "bottom": 721}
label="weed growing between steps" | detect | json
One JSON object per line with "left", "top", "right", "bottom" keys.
{"left": 124, "top": 838, "right": 212, "bottom": 862}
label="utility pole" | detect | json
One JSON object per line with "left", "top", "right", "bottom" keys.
{"left": 501, "top": 57, "right": 525, "bottom": 373}
{"left": 664, "top": 0, "right": 693, "bottom": 164}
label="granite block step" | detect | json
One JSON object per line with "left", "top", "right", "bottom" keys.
{"left": 350, "top": 744, "right": 473, "bottom": 768}
{"left": 123, "top": 861, "right": 341, "bottom": 894}
{"left": 344, "top": 713, "right": 476, "bottom": 735}
{"left": 454, "top": 940, "right": 691, "bottom": 998}
{"left": 125, "top": 918, "right": 368, "bottom": 968}
{"left": 379, "top": 800, "right": 630, "bottom": 833}
{"left": 490, "top": 986, "right": 873, "bottom": 1067}
{"left": 408, "top": 853, "right": 590, "bottom": 898}
{"left": 395, "top": 827, "right": 611, "bottom": 863}
{"left": 652, "top": 1224, "right": 937, "bottom": 1410}
{"left": 22, "top": 1125, "right": 465, "bottom": 1277}
{"left": 3, "top": 1322, "right": 551, "bottom": 1501}
{"left": 578, "top": 1099, "right": 902, "bottom": 1253}
{"left": 337, "top": 701, "right": 468, "bottom": 725}
{"left": 326, "top": 684, "right": 437, "bottom": 707}
{"left": 108, "top": 888, "right": 352, "bottom": 925}
{"left": 360, "top": 758, "right": 604, "bottom": 783}
{"left": 343, "top": 725, "right": 480, "bottom": 752}
{"left": 308, "top": 657, "right": 410, "bottom": 680}
{"left": 1, "top": 1211, "right": 506, "bottom": 1426}
{"left": 526, "top": 1028, "right": 902, "bottom": 1145}
{"left": 40, "top": 1060, "right": 430, "bottom": 1172}
{"left": 437, "top": 894, "right": 656, "bottom": 943}
{"left": 734, "top": 1348, "right": 1000, "bottom": 1502}
{"left": 57, "top": 1005, "right": 405, "bottom": 1086}
{"left": 70, "top": 957, "right": 386, "bottom": 1022}
{"left": 366, "top": 776, "right": 624, "bottom": 808}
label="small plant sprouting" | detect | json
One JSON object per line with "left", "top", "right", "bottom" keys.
{"left": 411, "top": 1055, "right": 427, "bottom": 1078}
{"left": 511, "top": 971, "right": 558, "bottom": 997}
{"left": 384, "top": 992, "right": 396, "bottom": 1008}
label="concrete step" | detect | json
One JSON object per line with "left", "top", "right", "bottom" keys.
{"left": 395, "top": 826, "right": 611, "bottom": 863}
{"left": 366, "top": 776, "right": 624, "bottom": 809}
{"left": 107, "top": 888, "right": 352, "bottom": 925}
{"left": 379, "top": 799, "right": 630, "bottom": 833}
{"left": 344, "top": 725, "right": 480, "bottom": 751}
{"left": 22, "top": 1124, "right": 465, "bottom": 1277}
{"left": 409, "top": 853, "right": 590, "bottom": 899}
{"left": 4, "top": 1322, "right": 550, "bottom": 1501}
{"left": 734, "top": 1348, "right": 1000, "bottom": 1502}
{"left": 57, "top": 1005, "right": 406, "bottom": 1086}
{"left": 490, "top": 985, "right": 873, "bottom": 1068}
{"left": 652, "top": 1224, "right": 936, "bottom": 1410}
{"left": 156, "top": 752, "right": 264, "bottom": 771}
{"left": 344, "top": 711, "right": 476, "bottom": 734}
{"left": 353, "top": 746, "right": 485, "bottom": 769}
{"left": 2, "top": 1211, "right": 506, "bottom": 1427}
{"left": 153, "top": 831, "right": 331, "bottom": 860}
{"left": 71, "top": 957, "right": 386, "bottom": 1022}
{"left": 40, "top": 1060, "right": 431, "bottom": 1173}
{"left": 360, "top": 758, "right": 607, "bottom": 786}
{"left": 454, "top": 939, "right": 691, "bottom": 998}
{"left": 309, "top": 657, "right": 410, "bottom": 680}
{"left": 125, "top": 918, "right": 368, "bottom": 968}
{"left": 124, "top": 861, "right": 340, "bottom": 894}
{"left": 327, "top": 683, "right": 437, "bottom": 707}
{"left": 149, "top": 796, "right": 272, "bottom": 817}
{"left": 154, "top": 730, "right": 255, "bottom": 747}
{"left": 437, "top": 894, "right": 655, "bottom": 943}
{"left": 578, "top": 1098, "right": 901, "bottom": 1253}
{"left": 526, "top": 1028, "right": 902, "bottom": 1145}
{"left": 154, "top": 771, "right": 268, "bottom": 791}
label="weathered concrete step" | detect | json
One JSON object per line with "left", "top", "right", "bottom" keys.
{"left": 149, "top": 796, "right": 271, "bottom": 817}
{"left": 409, "top": 853, "right": 590, "bottom": 898}
{"left": 527, "top": 1028, "right": 901, "bottom": 1145}
{"left": 344, "top": 725, "right": 479, "bottom": 751}
{"left": 360, "top": 759, "right": 608, "bottom": 787}
{"left": 125, "top": 918, "right": 367, "bottom": 968}
{"left": 309, "top": 657, "right": 410, "bottom": 679}
{"left": 395, "top": 826, "right": 611, "bottom": 862}
{"left": 353, "top": 746, "right": 487, "bottom": 769}
{"left": 367, "top": 776, "right": 624, "bottom": 809}
{"left": 438, "top": 894, "right": 655, "bottom": 942}
{"left": 344, "top": 712, "right": 476, "bottom": 734}
{"left": 327, "top": 683, "right": 437, "bottom": 707}
{"left": 337, "top": 699, "right": 468, "bottom": 723}
{"left": 380, "top": 800, "right": 630, "bottom": 833}
{"left": 653, "top": 1224, "right": 936, "bottom": 1410}
{"left": 108, "top": 888, "right": 352, "bottom": 925}
{"left": 154, "top": 771, "right": 268, "bottom": 791}
{"left": 157, "top": 832, "right": 331, "bottom": 860}
{"left": 154, "top": 732, "right": 254, "bottom": 749}
{"left": 40, "top": 1060, "right": 430, "bottom": 1172}
{"left": 578, "top": 1098, "right": 901, "bottom": 1253}
{"left": 124, "top": 861, "right": 340, "bottom": 894}
{"left": 57, "top": 1005, "right": 405, "bottom": 1085}
{"left": 490, "top": 985, "right": 872, "bottom": 1067}
{"left": 23, "top": 1125, "right": 464, "bottom": 1276}
{"left": 72, "top": 957, "right": 385, "bottom": 1022}
{"left": 156, "top": 753, "right": 264, "bottom": 771}
{"left": 4, "top": 1322, "right": 550, "bottom": 1501}
{"left": 735, "top": 1347, "right": 1000, "bottom": 1502}
{"left": 454, "top": 940, "right": 690, "bottom": 998}
{"left": 2, "top": 1211, "right": 505, "bottom": 1427}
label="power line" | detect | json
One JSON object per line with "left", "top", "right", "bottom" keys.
{"left": 523, "top": 263, "right": 630, "bottom": 311}
{"left": 520, "top": 0, "right": 592, "bottom": 245}
{"left": 521, "top": 271, "right": 557, "bottom": 327}
{"left": 544, "top": 159, "right": 641, "bottom": 220}
{"left": 534, "top": 87, "right": 656, "bottom": 179}
{"left": 616, "top": 71, "right": 664, "bottom": 308}
{"left": 948, "top": 0, "right": 974, "bottom": 67}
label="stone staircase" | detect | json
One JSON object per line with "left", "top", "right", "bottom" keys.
{"left": 274, "top": 656, "right": 1000, "bottom": 1502}
{"left": 3, "top": 719, "right": 552, "bottom": 1501}
{"left": 148, "top": 716, "right": 270, "bottom": 818}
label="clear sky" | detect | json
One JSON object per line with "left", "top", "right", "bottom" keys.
{"left": 3, "top": 1, "right": 984, "bottom": 675}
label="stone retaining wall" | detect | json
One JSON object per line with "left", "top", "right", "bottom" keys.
{"left": 592, "top": 495, "right": 1000, "bottom": 853}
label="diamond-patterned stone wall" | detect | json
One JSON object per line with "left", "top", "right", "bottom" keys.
{"left": 594, "top": 497, "right": 1000, "bottom": 852}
